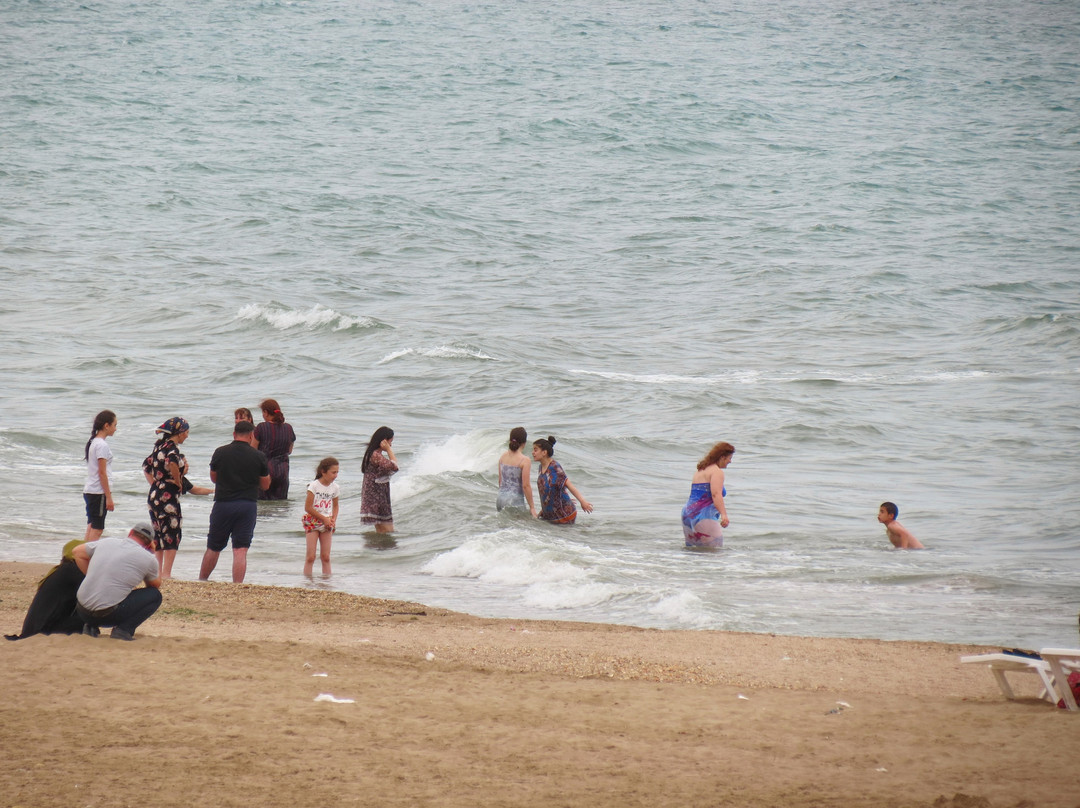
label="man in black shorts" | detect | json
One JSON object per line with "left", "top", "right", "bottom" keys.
{"left": 199, "top": 420, "right": 270, "bottom": 583}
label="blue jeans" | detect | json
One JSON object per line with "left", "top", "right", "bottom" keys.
{"left": 78, "top": 587, "right": 162, "bottom": 636}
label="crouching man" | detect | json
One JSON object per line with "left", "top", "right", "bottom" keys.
{"left": 73, "top": 522, "right": 162, "bottom": 641}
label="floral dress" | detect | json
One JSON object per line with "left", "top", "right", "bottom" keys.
{"left": 537, "top": 461, "right": 576, "bottom": 524}
{"left": 143, "top": 438, "right": 183, "bottom": 550}
{"left": 360, "top": 452, "right": 398, "bottom": 525}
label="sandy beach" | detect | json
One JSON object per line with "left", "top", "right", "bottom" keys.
{"left": 1, "top": 561, "right": 1076, "bottom": 808}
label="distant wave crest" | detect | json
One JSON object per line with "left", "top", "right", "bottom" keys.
{"left": 237, "top": 303, "right": 379, "bottom": 332}
{"left": 378, "top": 345, "right": 497, "bottom": 364}
{"left": 571, "top": 368, "right": 760, "bottom": 385}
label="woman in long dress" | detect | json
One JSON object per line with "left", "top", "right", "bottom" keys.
{"left": 252, "top": 398, "right": 296, "bottom": 500}
{"left": 143, "top": 416, "right": 190, "bottom": 577}
{"left": 360, "top": 426, "right": 398, "bottom": 533}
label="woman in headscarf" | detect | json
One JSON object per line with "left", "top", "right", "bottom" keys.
{"left": 143, "top": 416, "right": 189, "bottom": 578}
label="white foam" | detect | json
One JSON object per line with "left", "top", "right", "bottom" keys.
{"left": 521, "top": 579, "right": 621, "bottom": 610}
{"left": 391, "top": 432, "right": 494, "bottom": 500}
{"left": 646, "top": 590, "right": 714, "bottom": 628}
{"left": 422, "top": 533, "right": 624, "bottom": 611}
{"left": 410, "top": 433, "right": 492, "bottom": 477}
{"left": 571, "top": 367, "right": 998, "bottom": 388}
{"left": 376, "top": 345, "right": 497, "bottom": 364}
{"left": 422, "top": 534, "right": 583, "bottom": 586}
{"left": 570, "top": 368, "right": 762, "bottom": 386}
{"left": 237, "top": 303, "right": 376, "bottom": 331}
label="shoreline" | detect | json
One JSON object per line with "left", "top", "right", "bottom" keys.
{"left": 2, "top": 560, "right": 1076, "bottom": 807}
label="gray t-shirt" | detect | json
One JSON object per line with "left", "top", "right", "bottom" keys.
{"left": 77, "top": 536, "right": 159, "bottom": 611}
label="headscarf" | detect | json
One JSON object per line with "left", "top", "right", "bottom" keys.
{"left": 156, "top": 417, "right": 189, "bottom": 436}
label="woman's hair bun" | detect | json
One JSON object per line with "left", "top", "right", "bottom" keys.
{"left": 546, "top": 436, "right": 556, "bottom": 446}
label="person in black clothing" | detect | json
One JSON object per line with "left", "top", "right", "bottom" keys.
{"left": 198, "top": 421, "right": 270, "bottom": 583}
{"left": 5, "top": 540, "right": 87, "bottom": 640}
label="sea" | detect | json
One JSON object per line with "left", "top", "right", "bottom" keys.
{"left": 2, "top": 0, "right": 1078, "bottom": 649}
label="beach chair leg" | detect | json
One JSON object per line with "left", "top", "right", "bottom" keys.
{"left": 1034, "top": 668, "right": 1057, "bottom": 704}
{"left": 991, "top": 668, "right": 1016, "bottom": 700}
{"left": 1044, "top": 659, "right": 1078, "bottom": 711}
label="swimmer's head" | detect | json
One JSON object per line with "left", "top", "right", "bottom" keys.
{"left": 879, "top": 502, "right": 898, "bottom": 522}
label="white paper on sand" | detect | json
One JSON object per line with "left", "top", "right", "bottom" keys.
{"left": 314, "top": 693, "right": 355, "bottom": 704}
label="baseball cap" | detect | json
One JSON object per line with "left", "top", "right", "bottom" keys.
{"left": 131, "top": 522, "right": 155, "bottom": 542}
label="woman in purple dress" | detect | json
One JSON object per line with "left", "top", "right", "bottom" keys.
{"left": 252, "top": 398, "right": 296, "bottom": 500}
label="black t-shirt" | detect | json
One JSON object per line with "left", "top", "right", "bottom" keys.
{"left": 209, "top": 441, "right": 269, "bottom": 502}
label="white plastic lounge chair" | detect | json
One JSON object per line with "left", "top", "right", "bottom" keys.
{"left": 1039, "top": 648, "right": 1080, "bottom": 712}
{"left": 959, "top": 652, "right": 1057, "bottom": 704}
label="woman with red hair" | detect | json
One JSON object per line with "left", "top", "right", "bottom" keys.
{"left": 252, "top": 398, "right": 296, "bottom": 500}
{"left": 681, "top": 442, "right": 734, "bottom": 548}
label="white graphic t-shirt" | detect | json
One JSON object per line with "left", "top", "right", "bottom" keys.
{"left": 307, "top": 479, "right": 340, "bottom": 519}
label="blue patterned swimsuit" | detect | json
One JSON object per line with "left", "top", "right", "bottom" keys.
{"left": 497, "top": 463, "right": 527, "bottom": 511}
{"left": 681, "top": 482, "right": 726, "bottom": 547}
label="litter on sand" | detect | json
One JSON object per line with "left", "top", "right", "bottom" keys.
{"left": 314, "top": 693, "right": 355, "bottom": 704}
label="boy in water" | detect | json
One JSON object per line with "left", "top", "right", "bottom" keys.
{"left": 878, "top": 502, "right": 925, "bottom": 549}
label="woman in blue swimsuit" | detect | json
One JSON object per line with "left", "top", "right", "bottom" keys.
{"left": 681, "top": 442, "right": 734, "bottom": 548}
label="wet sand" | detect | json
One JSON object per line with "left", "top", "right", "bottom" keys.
{"left": 1, "top": 561, "right": 1075, "bottom": 808}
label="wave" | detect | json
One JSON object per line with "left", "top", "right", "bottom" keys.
{"left": 571, "top": 367, "right": 1007, "bottom": 388}
{"left": 645, "top": 590, "right": 716, "bottom": 628}
{"left": 392, "top": 431, "right": 495, "bottom": 501}
{"left": 421, "top": 532, "right": 622, "bottom": 610}
{"left": 984, "top": 312, "right": 1080, "bottom": 336}
{"left": 236, "top": 303, "right": 381, "bottom": 332}
{"left": 377, "top": 345, "right": 498, "bottom": 365}
{"left": 570, "top": 368, "right": 762, "bottom": 386}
